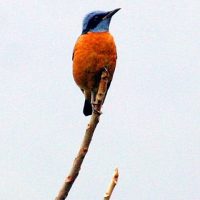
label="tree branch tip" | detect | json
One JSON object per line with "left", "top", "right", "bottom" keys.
{"left": 114, "top": 168, "right": 119, "bottom": 182}
{"left": 103, "top": 168, "right": 119, "bottom": 200}
{"left": 114, "top": 168, "right": 119, "bottom": 176}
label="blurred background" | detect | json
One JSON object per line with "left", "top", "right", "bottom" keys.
{"left": 0, "top": 1, "right": 199, "bottom": 199}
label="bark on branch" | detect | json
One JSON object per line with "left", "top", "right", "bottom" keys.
{"left": 55, "top": 69, "right": 110, "bottom": 200}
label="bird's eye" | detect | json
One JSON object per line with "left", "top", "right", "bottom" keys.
{"left": 94, "top": 16, "right": 99, "bottom": 21}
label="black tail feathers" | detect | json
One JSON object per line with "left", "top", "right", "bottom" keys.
{"left": 83, "top": 99, "right": 92, "bottom": 116}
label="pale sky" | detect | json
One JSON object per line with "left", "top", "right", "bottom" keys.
{"left": 0, "top": 1, "right": 200, "bottom": 200}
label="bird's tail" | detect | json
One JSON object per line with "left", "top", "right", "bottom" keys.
{"left": 83, "top": 99, "right": 92, "bottom": 116}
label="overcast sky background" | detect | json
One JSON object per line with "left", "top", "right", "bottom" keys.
{"left": 0, "top": 1, "right": 200, "bottom": 200}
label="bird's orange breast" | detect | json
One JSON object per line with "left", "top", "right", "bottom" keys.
{"left": 73, "top": 32, "right": 117, "bottom": 90}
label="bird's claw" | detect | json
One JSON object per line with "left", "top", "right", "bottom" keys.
{"left": 92, "top": 102, "right": 102, "bottom": 115}
{"left": 93, "top": 108, "right": 102, "bottom": 115}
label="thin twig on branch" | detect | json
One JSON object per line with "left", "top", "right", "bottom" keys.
{"left": 55, "top": 69, "right": 110, "bottom": 200}
{"left": 104, "top": 168, "right": 119, "bottom": 200}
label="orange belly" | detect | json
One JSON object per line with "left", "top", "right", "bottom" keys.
{"left": 72, "top": 32, "right": 117, "bottom": 91}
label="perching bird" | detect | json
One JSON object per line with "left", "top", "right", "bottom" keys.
{"left": 72, "top": 8, "right": 120, "bottom": 116}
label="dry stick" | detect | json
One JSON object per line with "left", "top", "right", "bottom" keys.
{"left": 104, "top": 168, "right": 119, "bottom": 200}
{"left": 55, "top": 69, "right": 110, "bottom": 200}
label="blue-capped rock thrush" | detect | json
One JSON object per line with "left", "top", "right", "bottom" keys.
{"left": 72, "top": 8, "right": 120, "bottom": 116}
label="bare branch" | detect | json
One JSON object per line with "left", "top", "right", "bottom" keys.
{"left": 55, "top": 69, "right": 109, "bottom": 200}
{"left": 104, "top": 168, "right": 119, "bottom": 200}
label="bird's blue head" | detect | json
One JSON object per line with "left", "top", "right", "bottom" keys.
{"left": 82, "top": 8, "right": 121, "bottom": 34}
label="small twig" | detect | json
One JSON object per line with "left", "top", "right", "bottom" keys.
{"left": 55, "top": 69, "right": 109, "bottom": 200}
{"left": 104, "top": 168, "right": 119, "bottom": 200}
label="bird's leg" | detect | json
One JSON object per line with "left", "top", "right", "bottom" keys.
{"left": 92, "top": 67, "right": 110, "bottom": 114}
{"left": 91, "top": 91, "right": 96, "bottom": 105}
{"left": 91, "top": 91, "right": 102, "bottom": 114}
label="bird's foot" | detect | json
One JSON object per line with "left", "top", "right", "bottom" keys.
{"left": 93, "top": 108, "right": 102, "bottom": 115}
{"left": 92, "top": 102, "right": 102, "bottom": 115}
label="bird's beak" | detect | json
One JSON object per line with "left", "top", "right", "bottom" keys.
{"left": 103, "top": 8, "right": 121, "bottom": 20}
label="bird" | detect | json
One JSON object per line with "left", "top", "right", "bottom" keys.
{"left": 72, "top": 8, "right": 120, "bottom": 116}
